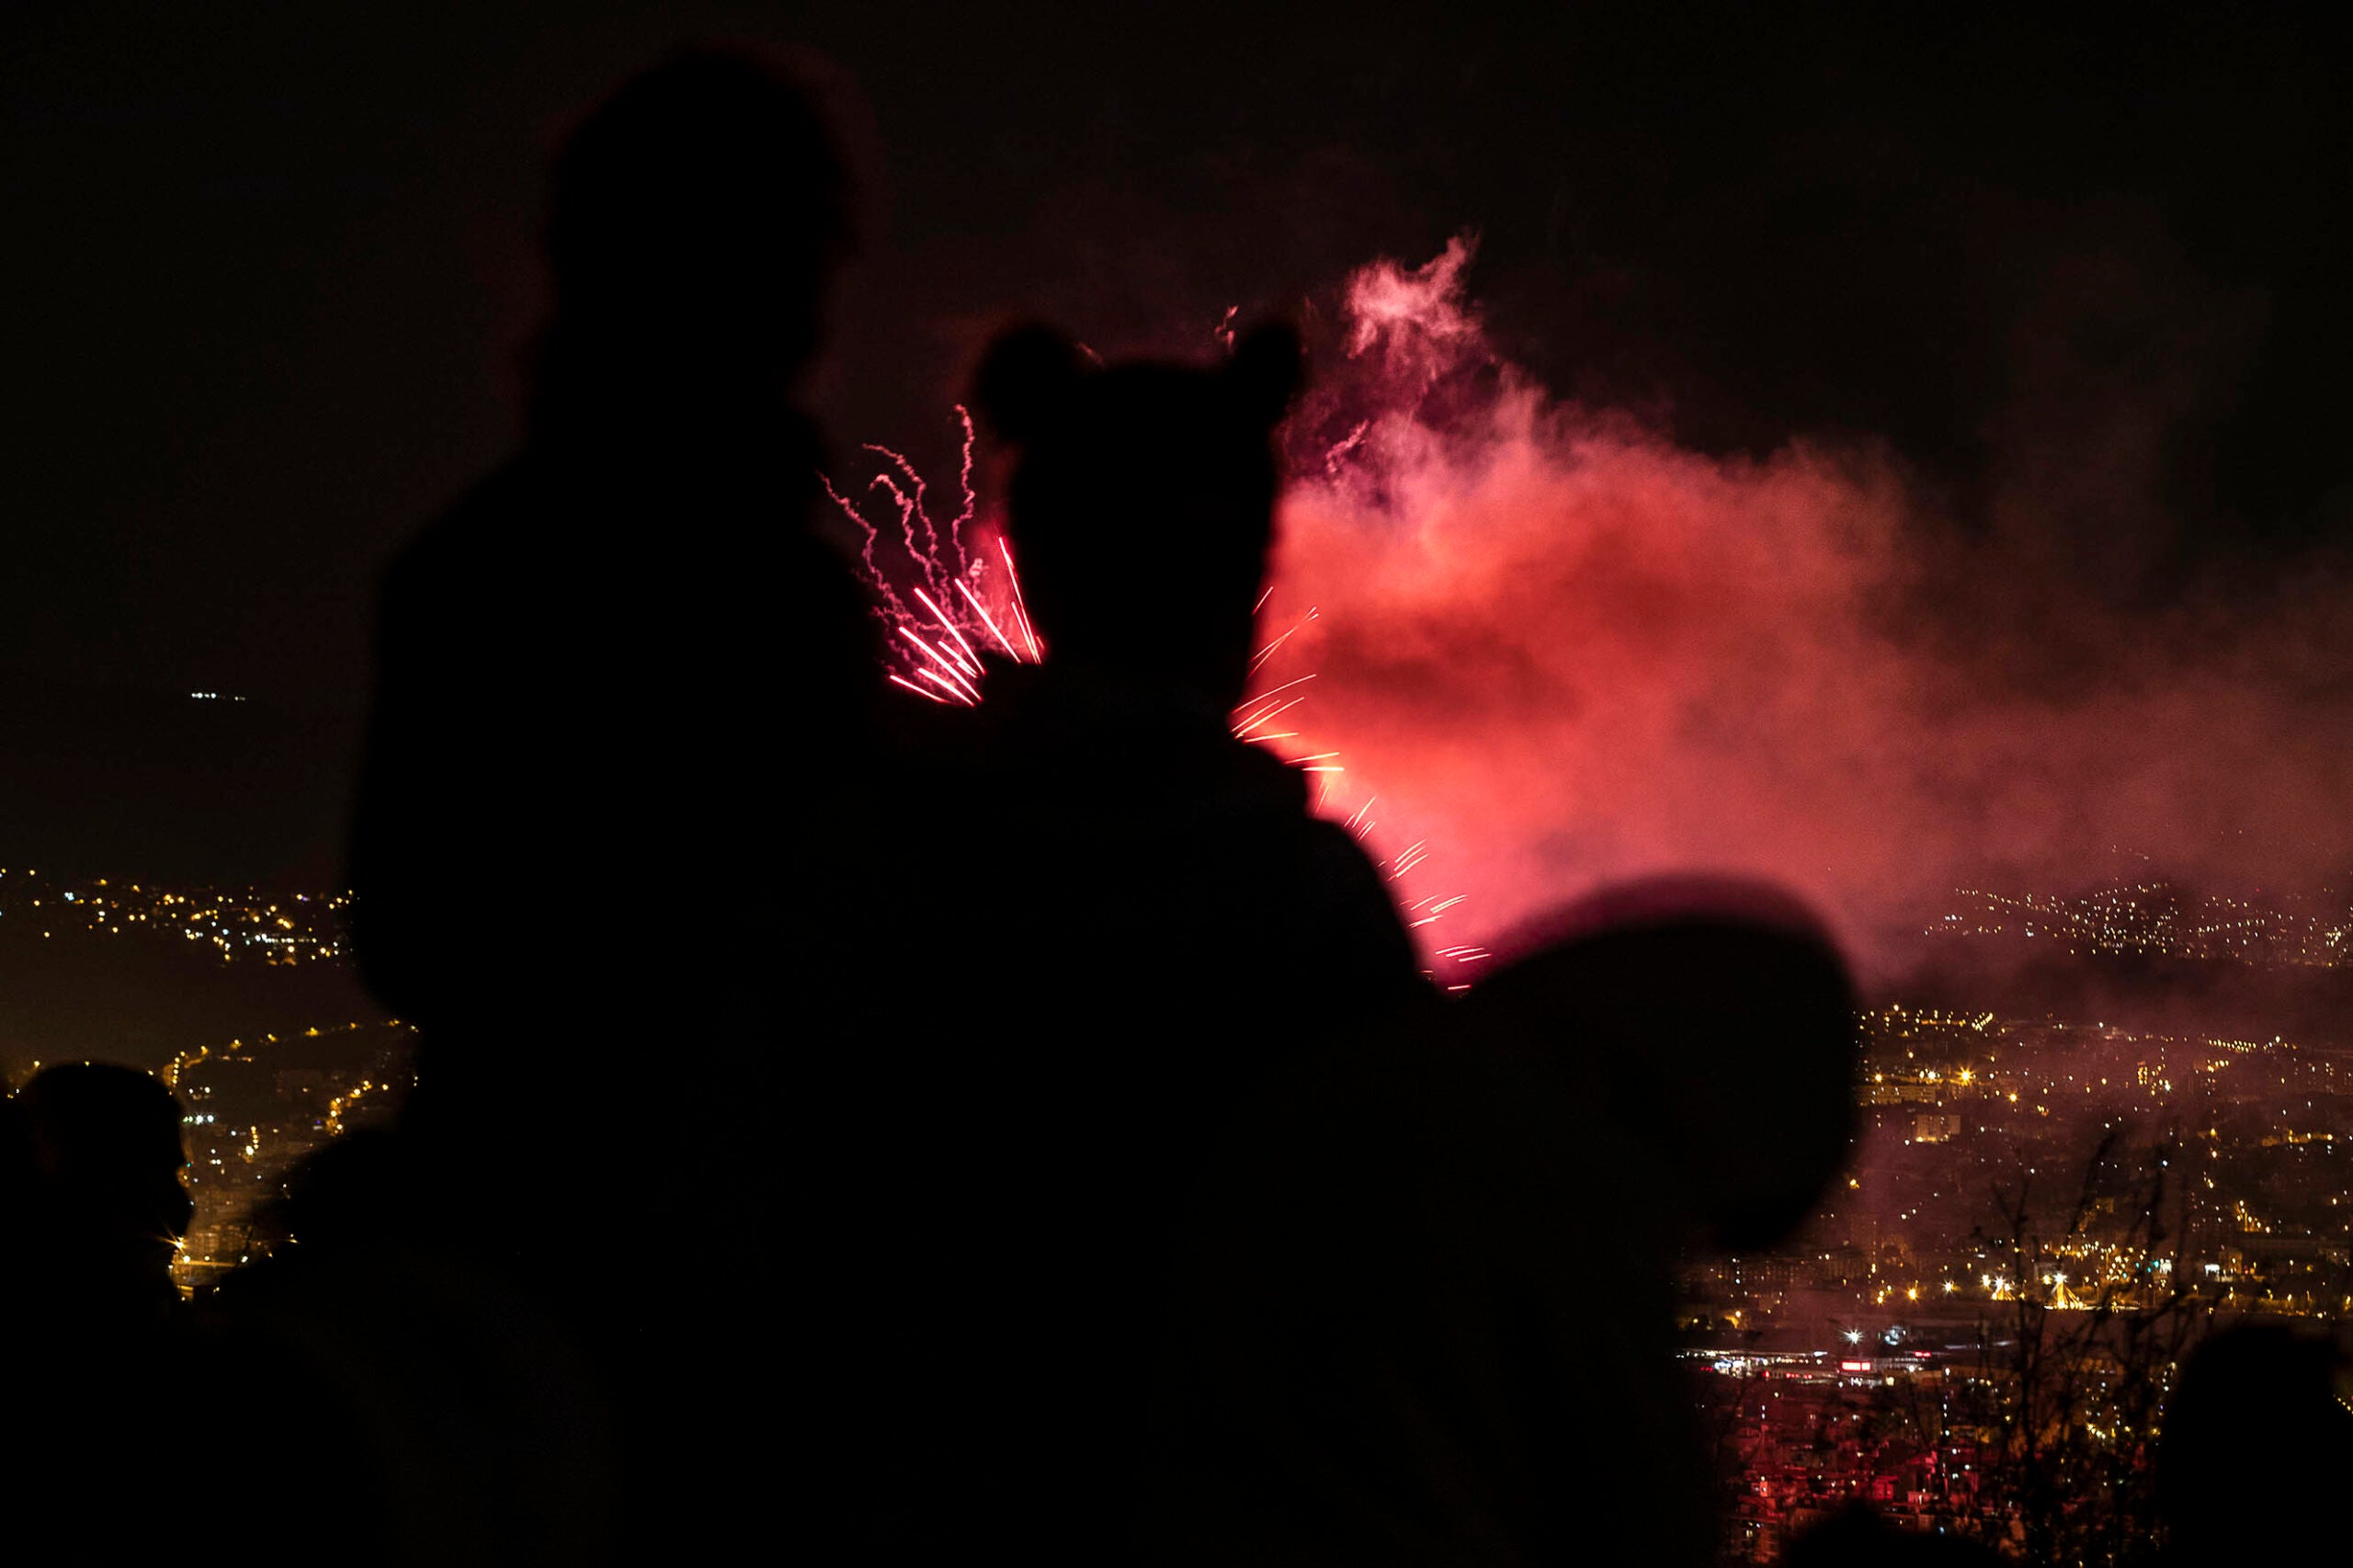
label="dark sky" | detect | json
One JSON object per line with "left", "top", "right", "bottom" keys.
{"left": 6, "top": 4, "right": 2349, "bottom": 884}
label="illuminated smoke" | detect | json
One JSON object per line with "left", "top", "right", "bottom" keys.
{"left": 830, "top": 237, "right": 2351, "bottom": 979}
{"left": 1264, "top": 236, "right": 2353, "bottom": 975}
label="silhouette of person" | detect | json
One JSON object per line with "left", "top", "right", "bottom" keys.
{"left": 13, "top": 1062, "right": 191, "bottom": 1336}
{"left": 1468, "top": 878, "right": 1859, "bottom": 1256}
{"left": 2158, "top": 1322, "right": 2353, "bottom": 1561}
{"left": 1149, "top": 879, "right": 1856, "bottom": 1565}
{"left": 342, "top": 45, "right": 873, "bottom": 1558}
{"left": 961, "top": 319, "right": 1427, "bottom": 1033}
{"left": 6, "top": 1063, "right": 192, "bottom": 1554}
{"left": 348, "top": 45, "right": 871, "bottom": 1229}
{"left": 822, "top": 323, "right": 1429, "bottom": 1561}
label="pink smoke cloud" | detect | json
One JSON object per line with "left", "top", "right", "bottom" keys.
{"left": 1265, "top": 237, "right": 2353, "bottom": 975}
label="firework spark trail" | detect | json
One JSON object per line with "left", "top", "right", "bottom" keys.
{"left": 1233, "top": 697, "right": 1310, "bottom": 737}
{"left": 950, "top": 406, "right": 977, "bottom": 563}
{"left": 1246, "top": 613, "right": 1313, "bottom": 675}
{"left": 863, "top": 444, "right": 951, "bottom": 602}
{"left": 998, "top": 537, "right": 1042, "bottom": 662}
{"left": 827, "top": 407, "right": 1040, "bottom": 703}
{"left": 955, "top": 578, "right": 1023, "bottom": 661}
{"left": 912, "top": 588, "right": 987, "bottom": 676}
{"left": 819, "top": 472, "right": 909, "bottom": 621}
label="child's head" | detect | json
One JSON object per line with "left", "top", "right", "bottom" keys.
{"left": 974, "top": 323, "right": 1301, "bottom": 709}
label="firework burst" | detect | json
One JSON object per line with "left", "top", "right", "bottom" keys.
{"left": 821, "top": 407, "right": 1039, "bottom": 707}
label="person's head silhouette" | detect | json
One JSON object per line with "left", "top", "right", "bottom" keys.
{"left": 1470, "top": 878, "right": 1858, "bottom": 1251}
{"left": 535, "top": 45, "right": 853, "bottom": 426}
{"left": 2160, "top": 1323, "right": 2353, "bottom": 1557}
{"left": 17, "top": 1063, "right": 192, "bottom": 1323}
{"left": 972, "top": 324, "right": 1302, "bottom": 710}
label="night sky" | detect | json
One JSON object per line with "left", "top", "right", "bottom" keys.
{"left": 6, "top": 5, "right": 2350, "bottom": 887}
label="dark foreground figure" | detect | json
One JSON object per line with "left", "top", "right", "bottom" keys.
{"left": 347, "top": 43, "right": 874, "bottom": 1241}
{"left": 324, "top": 46, "right": 875, "bottom": 1561}
{"left": 814, "top": 322, "right": 1431, "bottom": 1561}
{"left": 829, "top": 324, "right": 1873, "bottom": 1566}
{"left": 2157, "top": 1321, "right": 2353, "bottom": 1561}
{"left": 9, "top": 1063, "right": 191, "bottom": 1339}
{"left": 1153, "top": 880, "right": 1861, "bottom": 1565}
{"left": 4, "top": 40, "right": 2330, "bottom": 1567}
{"left": 207, "top": 47, "right": 1892, "bottom": 1567}
{"left": 3, "top": 1064, "right": 192, "bottom": 1553}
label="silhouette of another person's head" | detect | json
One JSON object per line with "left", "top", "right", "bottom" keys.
{"left": 535, "top": 44, "right": 854, "bottom": 430}
{"left": 2160, "top": 1324, "right": 2353, "bottom": 1560}
{"left": 17, "top": 1063, "right": 192, "bottom": 1330}
{"left": 1470, "top": 877, "right": 1858, "bottom": 1251}
{"left": 972, "top": 323, "right": 1302, "bottom": 710}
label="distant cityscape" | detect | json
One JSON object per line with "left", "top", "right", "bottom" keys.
{"left": 1688, "top": 997, "right": 2352, "bottom": 1558}
{"left": 164, "top": 1019, "right": 414, "bottom": 1285}
{"left": 1929, "top": 879, "right": 2352, "bottom": 969}
{"left": 0, "top": 861, "right": 400, "bottom": 1288}
{"left": 0, "top": 865, "right": 349, "bottom": 966}
{"left": 6, "top": 859, "right": 2347, "bottom": 1557}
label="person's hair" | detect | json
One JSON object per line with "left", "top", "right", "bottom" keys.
{"left": 972, "top": 323, "right": 1302, "bottom": 690}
